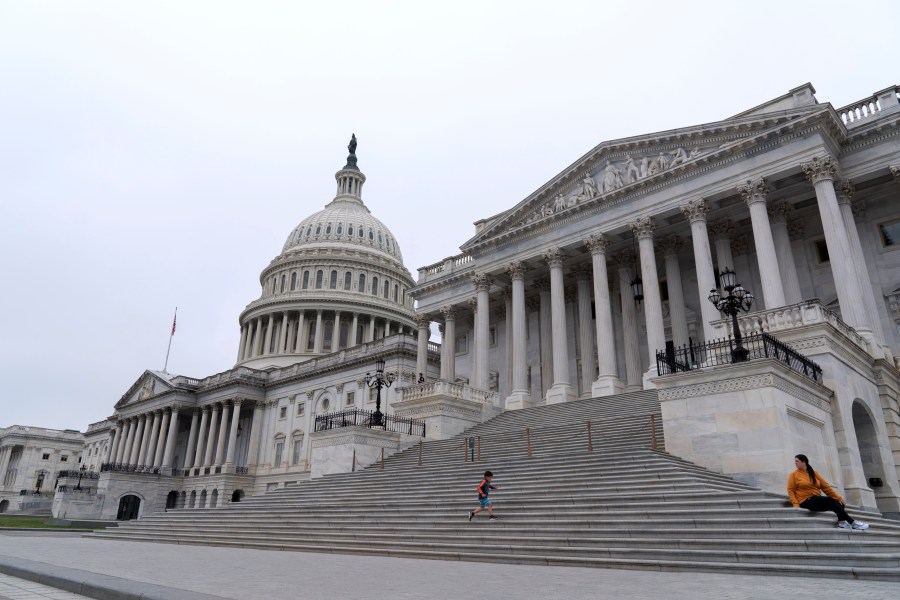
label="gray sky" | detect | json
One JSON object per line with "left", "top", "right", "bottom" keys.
{"left": 1, "top": 1, "right": 897, "bottom": 431}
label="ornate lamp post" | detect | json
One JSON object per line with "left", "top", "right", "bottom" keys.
{"left": 708, "top": 267, "right": 754, "bottom": 363}
{"left": 364, "top": 358, "right": 394, "bottom": 427}
{"left": 74, "top": 464, "right": 86, "bottom": 491}
{"left": 34, "top": 470, "right": 46, "bottom": 495}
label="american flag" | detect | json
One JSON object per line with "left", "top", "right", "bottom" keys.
{"left": 171, "top": 309, "right": 177, "bottom": 336}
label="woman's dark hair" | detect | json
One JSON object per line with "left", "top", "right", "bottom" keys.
{"left": 795, "top": 454, "right": 817, "bottom": 486}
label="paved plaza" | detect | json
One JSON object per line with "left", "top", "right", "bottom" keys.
{"left": 0, "top": 531, "right": 897, "bottom": 600}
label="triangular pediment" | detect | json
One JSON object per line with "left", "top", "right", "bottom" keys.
{"left": 114, "top": 370, "right": 175, "bottom": 409}
{"left": 461, "top": 104, "right": 835, "bottom": 251}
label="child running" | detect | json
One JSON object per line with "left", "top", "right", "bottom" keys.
{"left": 468, "top": 470, "right": 501, "bottom": 522}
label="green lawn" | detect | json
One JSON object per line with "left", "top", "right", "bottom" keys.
{"left": 0, "top": 516, "right": 91, "bottom": 529}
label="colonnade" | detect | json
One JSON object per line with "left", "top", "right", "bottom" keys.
{"left": 107, "top": 406, "right": 182, "bottom": 470}
{"left": 0, "top": 445, "right": 19, "bottom": 488}
{"left": 414, "top": 155, "right": 886, "bottom": 404}
{"left": 238, "top": 310, "right": 411, "bottom": 362}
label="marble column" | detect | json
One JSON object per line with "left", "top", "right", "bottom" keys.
{"left": 767, "top": 200, "right": 803, "bottom": 305}
{"left": 246, "top": 401, "right": 264, "bottom": 467}
{"left": 802, "top": 156, "right": 870, "bottom": 335}
{"left": 506, "top": 261, "right": 532, "bottom": 409}
{"left": 278, "top": 313, "right": 289, "bottom": 353}
{"left": 143, "top": 411, "right": 161, "bottom": 466}
{"left": 332, "top": 311, "right": 342, "bottom": 352}
{"left": 294, "top": 311, "right": 306, "bottom": 353}
{"left": 236, "top": 326, "right": 248, "bottom": 362}
{"left": 183, "top": 409, "right": 200, "bottom": 469}
{"left": 738, "top": 179, "right": 785, "bottom": 309}
{"left": 544, "top": 247, "right": 576, "bottom": 403}
{"left": 681, "top": 199, "right": 720, "bottom": 343}
{"left": 130, "top": 414, "right": 147, "bottom": 465}
{"left": 161, "top": 408, "right": 179, "bottom": 468}
{"left": 660, "top": 235, "right": 689, "bottom": 348}
{"left": 415, "top": 314, "right": 430, "bottom": 381}
{"left": 225, "top": 399, "right": 243, "bottom": 466}
{"left": 837, "top": 181, "right": 886, "bottom": 344}
{"left": 116, "top": 420, "right": 133, "bottom": 463}
{"left": 262, "top": 315, "right": 275, "bottom": 355}
{"left": 153, "top": 409, "right": 170, "bottom": 467}
{"left": 0, "top": 447, "right": 11, "bottom": 485}
{"left": 631, "top": 217, "right": 666, "bottom": 383}
{"left": 503, "top": 290, "right": 513, "bottom": 397}
{"left": 350, "top": 313, "right": 359, "bottom": 347}
{"left": 536, "top": 277, "right": 552, "bottom": 399}
{"left": 473, "top": 273, "right": 491, "bottom": 391}
{"left": 214, "top": 402, "right": 230, "bottom": 467}
{"left": 108, "top": 423, "right": 122, "bottom": 465}
{"left": 440, "top": 305, "right": 456, "bottom": 381}
{"left": 710, "top": 219, "right": 735, "bottom": 275}
{"left": 251, "top": 317, "right": 263, "bottom": 357}
{"left": 194, "top": 406, "right": 210, "bottom": 468}
{"left": 584, "top": 234, "right": 624, "bottom": 395}
{"left": 368, "top": 316, "right": 376, "bottom": 343}
{"left": 574, "top": 264, "right": 595, "bottom": 399}
{"left": 313, "top": 311, "right": 324, "bottom": 353}
{"left": 613, "top": 251, "right": 644, "bottom": 391}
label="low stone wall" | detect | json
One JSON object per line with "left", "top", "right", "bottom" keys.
{"left": 310, "top": 427, "right": 419, "bottom": 478}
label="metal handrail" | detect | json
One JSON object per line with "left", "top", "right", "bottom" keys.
{"left": 655, "top": 332, "right": 822, "bottom": 383}
{"left": 314, "top": 407, "right": 426, "bottom": 437}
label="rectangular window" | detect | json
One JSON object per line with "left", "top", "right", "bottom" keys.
{"left": 297, "top": 403, "right": 305, "bottom": 416}
{"left": 489, "top": 326, "right": 497, "bottom": 348}
{"left": 279, "top": 406, "right": 287, "bottom": 419}
{"left": 814, "top": 238, "right": 830, "bottom": 264}
{"left": 60, "top": 455, "right": 68, "bottom": 462}
{"left": 292, "top": 440, "right": 302, "bottom": 465}
{"left": 455, "top": 334, "right": 468, "bottom": 354}
{"left": 879, "top": 219, "right": 900, "bottom": 248}
{"left": 346, "top": 391, "right": 355, "bottom": 406}
{"left": 369, "top": 388, "right": 378, "bottom": 403}
{"left": 273, "top": 442, "right": 284, "bottom": 467}
{"left": 42, "top": 453, "right": 50, "bottom": 460}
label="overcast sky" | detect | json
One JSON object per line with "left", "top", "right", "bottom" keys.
{"left": 1, "top": 1, "right": 897, "bottom": 431}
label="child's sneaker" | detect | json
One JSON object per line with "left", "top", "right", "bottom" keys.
{"left": 468, "top": 511, "right": 474, "bottom": 522}
{"left": 489, "top": 516, "right": 498, "bottom": 521}
{"left": 851, "top": 521, "right": 869, "bottom": 530}
{"left": 836, "top": 521, "right": 852, "bottom": 529}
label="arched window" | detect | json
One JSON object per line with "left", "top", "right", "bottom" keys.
{"left": 315, "top": 225, "right": 321, "bottom": 235}
{"left": 358, "top": 226, "right": 364, "bottom": 238}
{"left": 383, "top": 280, "right": 389, "bottom": 298}
{"left": 371, "top": 276, "right": 378, "bottom": 295}
{"left": 315, "top": 270, "right": 324, "bottom": 289}
{"left": 336, "top": 223, "right": 343, "bottom": 235}
{"left": 330, "top": 270, "right": 338, "bottom": 289}
{"left": 306, "top": 226, "right": 312, "bottom": 236}
{"left": 378, "top": 232, "right": 383, "bottom": 245}
{"left": 339, "top": 321, "right": 350, "bottom": 349}
{"left": 393, "top": 284, "right": 399, "bottom": 302}
{"left": 302, "top": 271, "right": 310, "bottom": 289}
{"left": 368, "top": 229, "right": 374, "bottom": 241}
{"left": 280, "top": 274, "right": 286, "bottom": 293}
{"left": 325, "top": 223, "right": 332, "bottom": 235}
{"left": 348, "top": 225, "right": 354, "bottom": 236}
{"left": 344, "top": 271, "right": 352, "bottom": 290}
{"left": 324, "top": 320, "right": 334, "bottom": 348}
{"left": 307, "top": 320, "right": 316, "bottom": 351}
{"left": 358, "top": 273, "right": 365, "bottom": 292}
{"left": 290, "top": 272, "right": 297, "bottom": 291}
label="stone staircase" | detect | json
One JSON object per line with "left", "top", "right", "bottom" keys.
{"left": 87, "top": 390, "right": 900, "bottom": 580}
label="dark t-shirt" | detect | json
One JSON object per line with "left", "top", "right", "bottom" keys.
{"left": 477, "top": 479, "right": 495, "bottom": 499}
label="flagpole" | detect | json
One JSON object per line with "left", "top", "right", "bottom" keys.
{"left": 163, "top": 307, "right": 177, "bottom": 373}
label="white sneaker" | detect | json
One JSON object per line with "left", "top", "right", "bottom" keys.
{"left": 851, "top": 521, "right": 869, "bottom": 530}
{"left": 836, "top": 521, "right": 852, "bottom": 529}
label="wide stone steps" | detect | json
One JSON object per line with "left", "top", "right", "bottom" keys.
{"left": 86, "top": 390, "right": 900, "bottom": 580}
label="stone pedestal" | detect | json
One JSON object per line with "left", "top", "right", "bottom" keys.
{"left": 393, "top": 380, "right": 502, "bottom": 439}
{"left": 310, "top": 427, "right": 404, "bottom": 478}
{"left": 545, "top": 384, "right": 577, "bottom": 405}
{"left": 655, "top": 359, "right": 840, "bottom": 501}
{"left": 591, "top": 376, "right": 625, "bottom": 398}
{"left": 505, "top": 391, "right": 535, "bottom": 411}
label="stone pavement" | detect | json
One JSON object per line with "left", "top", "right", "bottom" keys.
{"left": 0, "top": 572, "right": 88, "bottom": 600}
{"left": 0, "top": 531, "right": 898, "bottom": 600}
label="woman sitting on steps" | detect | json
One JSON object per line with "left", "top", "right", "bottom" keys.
{"left": 788, "top": 454, "right": 869, "bottom": 530}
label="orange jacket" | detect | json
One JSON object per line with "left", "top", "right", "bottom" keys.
{"left": 787, "top": 470, "right": 844, "bottom": 507}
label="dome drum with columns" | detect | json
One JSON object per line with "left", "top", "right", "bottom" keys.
{"left": 236, "top": 138, "right": 416, "bottom": 369}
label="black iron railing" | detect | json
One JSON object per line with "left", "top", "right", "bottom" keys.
{"left": 314, "top": 408, "right": 426, "bottom": 437}
{"left": 57, "top": 470, "right": 99, "bottom": 479}
{"left": 99, "top": 463, "right": 162, "bottom": 475}
{"left": 656, "top": 332, "right": 822, "bottom": 383}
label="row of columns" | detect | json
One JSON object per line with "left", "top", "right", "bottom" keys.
{"left": 179, "top": 399, "right": 246, "bottom": 471}
{"left": 413, "top": 154, "right": 886, "bottom": 403}
{"left": 238, "top": 310, "right": 409, "bottom": 361}
{"left": 107, "top": 407, "right": 181, "bottom": 470}
{"left": 0, "top": 445, "right": 17, "bottom": 488}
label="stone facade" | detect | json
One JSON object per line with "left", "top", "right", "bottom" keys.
{"left": 0, "top": 426, "right": 84, "bottom": 514}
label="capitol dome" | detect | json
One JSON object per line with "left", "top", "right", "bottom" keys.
{"left": 235, "top": 136, "right": 417, "bottom": 369}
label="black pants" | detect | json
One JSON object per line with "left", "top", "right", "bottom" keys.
{"left": 800, "top": 496, "right": 854, "bottom": 523}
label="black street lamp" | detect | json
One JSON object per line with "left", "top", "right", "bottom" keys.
{"left": 364, "top": 358, "right": 395, "bottom": 427}
{"left": 75, "top": 464, "right": 87, "bottom": 491}
{"left": 34, "top": 470, "right": 46, "bottom": 495}
{"left": 708, "top": 267, "right": 755, "bottom": 363}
